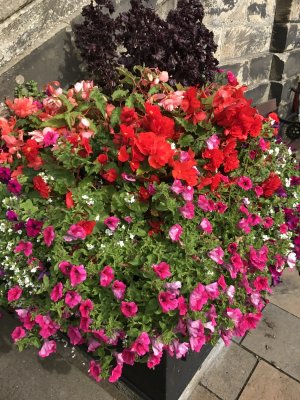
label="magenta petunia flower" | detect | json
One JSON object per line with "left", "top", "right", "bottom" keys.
{"left": 200, "top": 218, "right": 212, "bottom": 234}
{"left": 38, "top": 340, "right": 57, "bottom": 358}
{"left": 67, "top": 326, "right": 83, "bottom": 346}
{"left": 179, "top": 202, "right": 195, "bottom": 219}
{"left": 11, "top": 326, "right": 26, "bottom": 342}
{"left": 64, "top": 224, "right": 87, "bottom": 241}
{"left": 170, "top": 179, "right": 184, "bottom": 194}
{"left": 109, "top": 363, "right": 123, "bottom": 383}
{"left": 169, "top": 224, "right": 183, "bottom": 241}
{"left": 158, "top": 291, "right": 178, "bottom": 313}
{"left": 14, "top": 241, "right": 33, "bottom": 257}
{"left": 43, "top": 130, "right": 59, "bottom": 147}
{"left": 208, "top": 246, "right": 224, "bottom": 264}
{"left": 182, "top": 186, "right": 194, "bottom": 201}
{"left": 104, "top": 216, "right": 120, "bottom": 231}
{"left": 120, "top": 301, "right": 138, "bottom": 318}
{"left": 152, "top": 262, "right": 172, "bottom": 280}
{"left": 26, "top": 218, "right": 43, "bottom": 237}
{"left": 7, "top": 286, "right": 23, "bottom": 302}
{"left": 206, "top": 134, "right": 220, "bottom": 150}
{"left": 35, "top": 315, "right": 60, "bottom": 339}
{"left": 7, "top": 179, "right": 22, "bottom": 195}
{"left": 237, "top": 176, "right": 253, "bottom": 191}
{"left": 43, "top": 226, "right": 55, "bottom": 247}
{"left": 70, "top": 264, "right": 87, "bottom": 287}
{"left": 197, "top": 195, "right": 215, "bottom": 212}
{"left": 131, "top": 332, "right": 150, "bottom": 356}
{"left": 50, "top": 282, "right": 64, "bottom": 302}
{"left": 59, "top": 261, "right": 73, "bottom": 275}
{"left": 79, "top": 299, "right": 94, "bottom": 318}
{"left": 189, "top": 283, "right": 208, "bottom": 311}
{"left": 111, "top": 280, "right": 126, "bottom": 300}
{"left": 89, "top": 360, "right": 102, "bottom": 382}
{"left": 99, "top": 265, "right": 114, "bottom": 287}
{"left": 65, "top": 291, "right": 82, "bottom": 308}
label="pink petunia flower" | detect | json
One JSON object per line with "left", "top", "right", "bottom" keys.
{"left": 7, "top": 286, "right": 22, "bottom": 302}
{"left": 109, "top": 363, "right": 123, "bottom": 383}
{"left": 179, "top": 202, "right": 195, "bottom": 219}
{"left": 65, "top": 291, "right": 82, "bottom": 308}
{"left": 121, "top": 301, "right": 138, "bottom": 318}
{"left": 67, "top": 326, "right": 83, "bottom": 345}
{"left": 87, "top": 338, "right": 101, "bottom": 352}
{"left": 122, "top": 349, "right": 135, "bottom": 365}
{"left": 112, "top": 280, "right": 126, "bottom": 300}
{"left": 131, "top": 332, "right": 150, "bottom": 356}
{"left": 237, "top": 176, "right": 253, "bottom": 190}
{"left": 15, "top": 309, "right": 35, "bottom": 330}
{"left": 79, "top": 299, "right": 94, "bottom": 318}
{"left": 147, "top": 353, "right": 163, "bottom": 369}
{"left": 169, "top": 224, "right": 183, "bottom": 241}
{"left": 171, "top": 179, "right": 184, "bottom": 194}
{"left": 14, "top": 241, "right": 33, "bottom": 257}
{"left": 70, "top": 264, "right": 87, "bottom": 287}
{"left": 197, "top": 195, "right": 215, "bottom": 212}
{"left": 39, "top": 340, "right": 57, "bottom": 358}
{"left": 189, "top": 283, "right": 209, "bottom": 311}
{"left": 104, "top": 216, "right": 120, "bottom": 231}
{"left": 43, "top": 226, "right": 55, "bottom": 247}
{"left": 254, "top": 186, "right": 263, "bottom": 197}
{"left": 89, "top": 360, "right": 102, "bottom": 382}
{"left": 99, "top": 265, "right": 114, "bottom": 287}
{"left": 152, "top": 262, "right": 172, "bottom": 280}
{"left": 43, "top": 129, "right": 59, "bottom": 147}
{"left": 208, "top": 247, "right": 224, "bottom": 264}
{"left": 205, "top": 282, "right": 219, "bottom": 299}
{"left": 26, "top": 218, "right": 43, "bottom": 237}
{"left": 263, "top": 217, "right": 274, "bottom": 228}
{"left": 59, "top": 261, "right": 72, "bottom": 275}
{"left": 206, "top": 134, "right": 220, "bottom": 150}
{"left": 64, "top": 224, "right": 87, "bottom": 241}
{"left": 200, "top": 218, "right": 212, "bottom": 234}
{"left": 35, "top": 315, "right": 60, "bottom": 339}
{"left": 11, "top": 326, "right": 26, "bottom": 342}
{"left": 182, "top": 186, "right": 194, "bottom": 201}
{"left": 249, "top": 245, "right": 268, "bottom": 271}
{"left": 50, "top": 282, "right": 64, "bottom": 302}
{"left": 158, "top": 291, "right": 178, "bottom": 313}
{"left": 178, "top": 296, "right": 188, "bottom": 316}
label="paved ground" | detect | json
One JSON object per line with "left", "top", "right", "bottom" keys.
{"left": 1, "top": 267, "right": 299, "bottom": 400}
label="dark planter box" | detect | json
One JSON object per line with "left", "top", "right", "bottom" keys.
{"left": 121, "top": 344, "right": 212, "bottom": 400}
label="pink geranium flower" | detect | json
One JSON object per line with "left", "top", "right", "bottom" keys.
{"left": 68, "top": 326, "right": 83, "bottom": 345}
{"left": 153, "top": 262, "right": 172, "bottom": 280}
{"left": 208, "top": 247, "right": 224, "bottom": 264}
{"left": 89, "top": 360, "right": 102, "bottom": 382}
{"left": 50, "top": 282, "right": 64, "bottom": 302}
{"left": 112, "top": 280, "right": 126, "bottom": 300}
{"left": 200, "top": 218, "right": 212, "bottom": 234}
{"left": 43, "top": 226, "right": 55, "bottom": 247}
{"left": 189, "top": 283, "right": 209, "bottom": 311}
{"left": 179, "top": 202, "right": 195, "bottom": 219}
{"left": 14, "top": 241, "right": 33, "bottom": 257}
{"left": 131, "top": 332, "right": 150, "bottom": 356}
{"left": 11, "top": 326, "right": 26, "bottom": 342}
{"left": 158, "top": 291, "right": 178, "bottom": 313}
{"left": 99, "top": 265, "right": 114, "bottom": 287}
{"left": 121, "top": 301, "right": 138, "bottom": 318}
{"left": 39, "top": 340, "right": 57, "bottom": 358}
{"left": 70, "top": 264, "right": 87, "bottom": 287}
{"left": 169, "top": 224, "right": 183, "bottom": 241}
{"left": 79, "top": 299, "right": 94, "bottom": 318}
{"left": 104, "top": 216, "right": 120, "bottom": 231}
{"left": 7, "top": 286, "right": 22, "bottom": 302}
{"left": 65, "top": 291, "right": 82, "bottom": 308}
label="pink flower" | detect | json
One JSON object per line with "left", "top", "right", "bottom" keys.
{"left": 80, "top": 317, "right": 92, "bottom": 332}
{"left": 179, "top": 202, "right": 195, "bottom": 219}
{"left": 99, "top": 265, "right": 114, "bottom": 287}
{"left": 43, "top": 226, "right": 55, "bottom": 247}
{"left": 109, "top": 363, "right": 123, "bottom": 383}
{"left": 254, "top": 186, "right": 263, "bottom": 197}
{"left": 182, "top": 186, "right": 194, "bottom": 201}
{"left": 122, "top": 349, "right": 135, "bottom": 365}
{"left": 237, "top": 176, "right": 253, "bottom": 190}
{"left": 39, "top": 340, "right": 56, "bottom": 358}
{"left": 169, "top": 224, "right": 183, "bottom": 241}
{"left": 89, "top": 360, "right": 102, "bottom": 382}
{"left": 147, "top": 353, "right": 162, "bottom": 368}
{"left": 153, "top": 262, "right": 172, "bottom": 280}
{"left": 208, "top": 247, "right": 224, "bottom": 264}
{"left": 249, "top": 245, "right": 268, "bottom": 271}
{"left": 159, "top": 91, "right": 184, "bottom": 111}
{"left": 43, "top": 129, "right": 59, "bottom": 147}
{"left": 64, "top": 224, "right": 87, "bottom": 241}
{"left": 50, "top": 282, "right": 63, "bottom": 302}
{"left": 159, "top": 71, "right": 169, "bottom": 82}
{"left": 59, "top": 261, "right": 72, "bottom": 275}
{"left": 131, "top": 332, "right": 150, "bottom": 356}
{"left": 67, "top": 326, "right": 83, "bottom": 345}
{"left": 197, "top": 195, "right": 215, "bottom": 212}
{"left": 287, "top": 252, "right": 296, "bottom": 268}
{"left": 227, "top": 70, "right": 238, "bottom": 86}
{"left": 189, "top": 283, "right": 209, "bottom": 311}
{"left": 170, "top": 340, "right": 189, "bottom": 359}
{"left": 205, "top": 282, "right": 219, "bottom": 299}
{"left": 238, "top": 218, "right": 251, "bottom": 234}
{"left": 79, "top": 299, "right": 94, "bottom": 317}
{"left": 178, "top": 296, "right": 188, "bottom": 316}
{"left": 26, "top": 218, "right": 43, "bottom": 237}
{"left": 11, "top": 326, "right": 26, "bottom": 342}
{"left": 7, "top": 286, "right": 22, "bottom": 302}
{"left": 158, "top": 291, "right": 178, "bottom": 313}
{"left": 15, "top": 309, "right": 35, "bottom": 330}
{"left": 248, "top": 214, "right": 262, "bottom": 226}
{"left": 215, "top": 201, "right": 228, "bottom": 213}
{"left": 217, "top": 275, "right": 227, "bottom": 290}
{"left": 14, "top": 241, "right": 33, "bottom": 257}
{"left": 171, "top": 179, "right": 184, "bottom": 194}
{"left": 165, "top": 281, "right": 181, "bottom": 295}
{"left": 226, "top": 285, "right": 235, "bottom": 301}
{"left": 35, "top": 315, "right": 60, "bottom": 339}
{"left": 112, "top": 280, "right": 126, "bottom": 300}
{"left": 259, "top": 138, "right": 269, "bottom": 151}
{"left": 206, "top": 134, "right": 220, "bottom": 150}
{"left": 121, "top": 301, "right": 138, "bottom": 317}
{"left": 280, "top": 224, "right": 288, "bottom": 234}
{"left": 70, "top": 264, "right": 87, "bottom": 287}
{"left": 200, "top": 218, "right": 212, "bottom": 234}
{"left": 65, "top": 291, "right": 81, "bottom": 308}
{"left": 104, "top": 216, "right": 120, "bottom": 231}
{"left": 253, "top": 276, "right": 271, "bottom": 292}
{"left": 87, "top": 338, "right": 101, "bottom": 352}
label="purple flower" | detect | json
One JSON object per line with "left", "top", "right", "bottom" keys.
{"left": 0, "top": 167, "right": 11, "bottom": 183}
{"left": 26, "top": 219, "right": 43, "bottom": 237}
{"left": 6, "top": 210, "right": 18, "bottom": 221}
{"left": 7, "top": 179, "right": 22, "bottom": 195}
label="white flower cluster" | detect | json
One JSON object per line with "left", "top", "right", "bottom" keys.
{"left": 81, "top": 194, "right": 94, "bottom": 206}
{"left": 124, "top": 193, "right": 135, "bottom": 204}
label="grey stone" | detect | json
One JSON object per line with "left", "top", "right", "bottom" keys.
{"left": 270, "top": 54, "right": 285, "bottom": 81}
{"left": 239, "top": 361, "right": 300, "bottom": 400}
{"left": 249, "top": 54, "right": 273, "bottom": 83}
{"left": 242, "top": 303, "right": 300, "bottom": 381}
{"left": 245, "top": 83, "right": 270, "bottom": 105}
{"left": 270, "top": 23, "right": 300, "bottom": 52}
{"left": 284, "top": 48, "right": 300, "bottom": 78}
{"left": 290, "top": 0, "right": 300, "bottom": 23}
{"left": 190, "top": 384, "right": 219, "bottom": 400}
{"left": 274, "top": 0, "right": 294, "bottom": 23}
{"left": 220, "top": 61, "right": 249, "bottom": 85}
{"left": 198, "top": 342, "right": 257, "bottom": 400}
{"left": 0, "top": 0, "right": 33, "bottom": 23}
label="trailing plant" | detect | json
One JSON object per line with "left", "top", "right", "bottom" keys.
{"left": 0, "top": 67, "right": 298, "bottom": 383}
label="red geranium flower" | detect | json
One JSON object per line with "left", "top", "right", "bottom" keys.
{"left": 33, "top": 176, "right": 51, "bottom": 199}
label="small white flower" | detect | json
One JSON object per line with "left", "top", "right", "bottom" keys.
{"left": 129, "top": 233, "right": 135, "bottom": 240}
{"left": 86, "top": 243, "right": 94, "bottom": 250}
{"left": 95, "top": 215, "right": 100, "bottom": 221}
{"left": 285, "top": 178, "right": 291, "bottom": 188}
{"left": 118, "top": 241, "right": 125, "bottom": 247}
{"left": 170, "top": 143, "right": 176, "bottom": 150}
{"left": 17, "top": 230, "right": 22, "bottom": 235}
{"left": 105, "top": 229, "right": 113, "bottom": 236}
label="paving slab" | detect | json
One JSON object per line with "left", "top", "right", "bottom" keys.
{"left": 239, "top": 360, "right": 300, "bottom": 400}
{"left": 198, "top": 342, "right": 257, "bottom": 400}
{"left": 269, "top": 267, "right": 300, "bottom": 318}
{"left": 190, "top": 384, "right": 219, "bottom": 400}
{"left": 242, "top": 303, "right": 300, "bottom": 381}
{"left": 0, "top": 310, "right": 129, "bottom": 400}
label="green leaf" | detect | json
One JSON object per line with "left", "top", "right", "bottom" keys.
{"left": 110, "top": 107, "right": 121, "bottom": 127}
{"left": 178, "top": 134, "right": 194, "bottom": 147}
{"left": 40, "top": 115, "right": 68, "bottom": 129}
{"left": 112, "top": 89, "right": 129, "bottom": 101}
{"left": 43, "top": 275, "right": 49, "bottom": 289}
{"left": 175, "top": 117, "right": 197, "bottom": 133}
{"left": 90, "top": 88, "right": 107, "bottom": 117}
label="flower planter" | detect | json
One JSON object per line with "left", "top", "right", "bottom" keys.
{"left": 121, "top": 344, "right": 212, "bottom": 400}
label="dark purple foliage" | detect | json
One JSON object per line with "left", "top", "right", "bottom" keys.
{"left": 74, "top": 0, "right": 218, "bottom": 92}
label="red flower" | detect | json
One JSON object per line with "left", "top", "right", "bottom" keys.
{"left": 120, "top": 107, "right": 138, "bottom": 125}
{"left": 77, "top": 220, "right": 96, "bottom": 235}
{"left": 33, "top": 176, "right": 51, "bottom": 199}
{"left": 172, "top": 159, "right": 198, "bottom": 186}
{"left": 139, "top": 186, "right": 150, "bottom": 201}
{"left": 202, "top": 148, "right": 224, "bottom": 171}
{"left": 118, "top": 145, "right": 130, "bottom": 162}
{"left": 135, "top": 132, "right": 174, "bottom": 169}
{"left": 142, "top": 103, "right": 175, "bottom": 139}
{"left": 6, "top": 97, "right": 39, "bottom": 118}
{"left": 102, "top": 168, "right": 118, "bottom": 182}
{"left": 181, "top": 87, "right": 206, "bottom": 124}
{"left": 262, "top": 173, "right": 282, "bottom": 198}
{"left": 22, "top": 139, "right": 40, "bottom": 162}
{"left": 66, "top": 191, "right": 74, "bottom": 208}
{"left": 97, "top": 154, "right": 108, "bottom": 164}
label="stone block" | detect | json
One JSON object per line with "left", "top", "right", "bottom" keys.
{"left": 198, "top": 342, "right": 257, "bottom": 400}
{"left": 270, "top": 23, "right": 300, "bottom": 52}
{"left": 246, "top": 0, "right": 276, "bottom": 24}
{"left": 284, "top": 48, "right": 300, "bottom": 78}
{"left": 242, "top": 303, "right": 300, "bottom": 381}
{"left": 269, "top": 267, "right": 300, "bottom": 318}
{"left": 190, "top": 384, "right": 219, "bottom": 400}
{"left": 245, "top": 82, "right": 270, "bottom": 105}
{"left": 270, "top": 76, "right": 299, "bottom": 105}
{"left": 239, "top": 361, "right": 300, "bottom": 400}
{"left": 270, "top": 54, "right": 285, "bottom": 81}
{"left": 220, "top": 61, "right": 249, "bottom": 85}
{"left": 290, "top": 0, "right": 300, "bottom": 22}
{"left": 249, "top": 54, "right": 273, "bottom": 83}
{"left": 202, "top": 0, "right": 247, "bottom": 26}
{"left": 0, "top": 0, "right": 33, "bottom": 22}
{"left": 220, "top": 25, "right": 272, "bottom": 61}
{"left": 274, "top": 0, "right": 293, "bottom": 23}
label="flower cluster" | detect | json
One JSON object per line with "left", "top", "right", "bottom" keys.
{"left": 0, "top": 67, "right": 298, "bottom": 382}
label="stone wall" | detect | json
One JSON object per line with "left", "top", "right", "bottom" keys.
{"left": 0, "top": 0, "right": 299, "bottom": 113}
